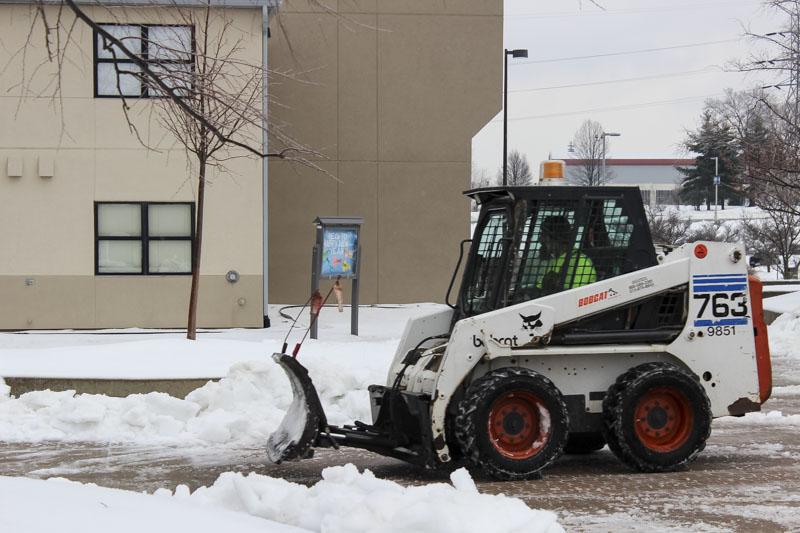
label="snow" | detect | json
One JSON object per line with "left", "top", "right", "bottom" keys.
{"left": 0, "top": 350, "right": 387, "bottom": 444}
{"left": 3, "top": 301, "right": 800, "bottom": 532}
{"left": 773, "top": 385, "right": 800, "bottom": 397}
{"left": 0, "top": 475, "right": 305, "bottom": 533}
{"left": 0, "top": 304, "right": 442, "bottom": 380}
{"left": 715, "top": 410, "right": 800, "bottom": 426}
{"left": 171, "top": 464, "right": 563, "bottom": 533}
{"left": 2, "top": 300, "right": 800, "bottom": 445}
{"left": 0, "top": 305, "right": 452, "bottom": 444}
{"left": 0, "top": 338, "right": 269, "bottom": 380}
{"left": 763, "top": 290, "right": 800, "bottom": 315}
{"left": 761, "top": 284, "right": 800, "bottom": 293}
{"left": 670, "top": 204, "right": 766, "bottom": 222}
{"left": 0, "top": 465, "right": 564, "bottom": 533}
{"left": 764, "top": 311, "right": 800, "bottom": 357}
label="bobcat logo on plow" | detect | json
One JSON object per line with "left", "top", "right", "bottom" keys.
{"left": 520, "top": 311, "right": 543, "bottom": 331}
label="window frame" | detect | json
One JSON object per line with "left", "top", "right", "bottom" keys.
{"left": 94, "top": 201, "right": 196, "bottom": 276}
{"left": 461, "top": 205, "right": 512, "bottom": 317}
{"left": 93, "top": 23, "right": 196, "bottom": 99}
{"left": 506, "top": 200, "right": 580, "bottom": 304}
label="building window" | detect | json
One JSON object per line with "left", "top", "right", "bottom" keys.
{"left": 656, "top": 189, "right": 679, "bottom": 206}
{"left": 94, "top": 24, "right": 194, "bottom": 98}
{"left": 95, "top": 203, "right": 194, "bottom": 275}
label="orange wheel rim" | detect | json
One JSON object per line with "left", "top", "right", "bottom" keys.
{"left": 634, "top": 386, "right": 693, "bottom": 452}
{"left": 487, "top": 391, "right": 550, "bottom": 459}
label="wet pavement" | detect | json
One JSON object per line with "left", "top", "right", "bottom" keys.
{"left": 3, "top": 404, "right": 799, "bottom": 532}
{"left": 3, "top": 358, "right": 800, "bottom": 532}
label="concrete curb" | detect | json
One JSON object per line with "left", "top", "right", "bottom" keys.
{"left": 5, "top": 377, "right": 217, "bottom": 399}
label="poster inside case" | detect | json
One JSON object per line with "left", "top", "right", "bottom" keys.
{"left": 321, "top": 227, "right": 358, "bottom": 278}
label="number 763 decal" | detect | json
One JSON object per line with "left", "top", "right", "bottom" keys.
{"left": 693, "top": 292, "right": 749, "bottom": 327}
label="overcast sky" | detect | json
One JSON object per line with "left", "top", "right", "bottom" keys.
{"left": 471, "top": 0, "right": 783, "bottom": 176}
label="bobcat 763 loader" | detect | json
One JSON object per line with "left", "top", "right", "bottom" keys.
{"left": 267, "top": 184, "right": 772, "bottom": 480}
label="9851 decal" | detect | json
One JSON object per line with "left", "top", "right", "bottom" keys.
{"left": 692, "top": 274, "right": 749, "bottom": 327}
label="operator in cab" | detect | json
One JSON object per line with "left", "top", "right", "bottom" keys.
{"left": 537, "top": 215, "right": 597, "bottom": 291}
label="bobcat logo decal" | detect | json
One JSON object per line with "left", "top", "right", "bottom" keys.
{"left": 520, "top": 311, "right": 543, "bottom": 331}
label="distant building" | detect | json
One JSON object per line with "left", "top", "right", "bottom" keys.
{"left": 565, "top": 158, "right": 695, "bottom": 207}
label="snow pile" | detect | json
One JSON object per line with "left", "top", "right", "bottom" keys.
{"left": 0, "top": 475, "right": 305, "bottom": 533}
{"left": 762, "top": 291, "right": 800, "bottom": 315}
{"left": 158, "top": 464, "right": 564, "bottom": 533}
{"left": 0, "top": 338, "right": 395, "bottom": 443}
{"left": 1, "top": 466, "right": 563, "bottom": 533}
{"left": 0, "top": 377, "right": 9, "bottom": 399}
{"left": 716, "top": 410, "right": 800, "bottom": 426}
{"left": 773, "top": 385, "right": 800, "bottom": 397}
{"left": 767, "top": 311, "right": 800, "bottom": 357}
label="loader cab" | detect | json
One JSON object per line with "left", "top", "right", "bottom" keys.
{"left": 455, "top": 186, "right": 657, "bottom": 321}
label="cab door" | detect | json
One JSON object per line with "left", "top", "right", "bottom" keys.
{"left": 458, "top": 205, "right": 512, "bottom": 318}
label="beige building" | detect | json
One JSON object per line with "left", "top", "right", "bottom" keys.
{"left": 0, "top": 0, "right": 502, "bottom": 329}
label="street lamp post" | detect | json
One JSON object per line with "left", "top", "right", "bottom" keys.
{"left": 503, "top": 48, "right": 528, "bottom": 186}
{"left": 712, "top": 156, "right": 720, "bottom": 221}
{"left": 599, "top": 131, "right": 621, "bottom": 185}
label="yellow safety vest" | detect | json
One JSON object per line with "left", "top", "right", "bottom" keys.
{"left": 536, "top": 252, "right": 597, "bottom": 289}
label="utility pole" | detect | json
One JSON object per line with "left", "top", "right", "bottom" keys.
{"left": 503, "top": 48, "right": 528, "bottom": 186}
{"left": 599, "top": 131, "right": 621, "bottom": 185}
{"left": 712, "top": 156, "right": 720, "bottom": 221}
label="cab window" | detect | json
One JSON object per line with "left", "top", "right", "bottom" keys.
{"left": 463, "top": 210, "right": 508, "bottom": 315}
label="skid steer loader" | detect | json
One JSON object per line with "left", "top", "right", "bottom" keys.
{"left": 267, "top": 184, "right": 772, "bottom": 480}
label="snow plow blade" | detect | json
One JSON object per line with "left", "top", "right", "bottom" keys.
{"left": 266, "top": 353, "right": 328, "bottom": 463}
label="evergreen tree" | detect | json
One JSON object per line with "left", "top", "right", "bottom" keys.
{"left": 678, "top": 109, "right": 740, "bottom": 210}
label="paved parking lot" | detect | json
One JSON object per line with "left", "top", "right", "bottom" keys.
{"left": 3, "top": 356, "right": 799, "bottom": 532}
{"left": 3, "top": 401, "right": 799, "bottom": 531}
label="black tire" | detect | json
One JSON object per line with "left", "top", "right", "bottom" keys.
{"left": 564, "top": 432, "right": 606, "bottom": 454}
{"left": 601, "top": 362, "right": 665, "bottom": 460}
{"left": 454, "top": 367, "right": 569, "bottom": 480}
{"left": 603, "top": 363, "right": 711, "bottom": 473}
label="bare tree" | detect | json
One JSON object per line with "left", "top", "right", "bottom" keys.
{"left": 707, "top": 89, "right": 796, "bottom": 213}
{"left": 471, "top": 164, "right": 494, "bottom": 189}
{"left": 470, "top": 164, "right": 494, "bottom": 211}
{"left": 741, "top": 207, "right": 800, "bottom": 279}
{"left": 22, "top": 0, "right": 326, "bottom": 339}
{"left": 569, "top": 119, "right": 612, "bottom": 186}
{"left": 686, "top": 220, "right": 741, "bottom": 243}
{"left": 731, "top": 1, "right": 800, "bottom": 213}
{"left": 645, "top": 206, "right": 692, "bottom": 246}
{"left": 497, "top": 150, "right": 532, "bottom": 186}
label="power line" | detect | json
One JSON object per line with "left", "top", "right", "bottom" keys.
{"left": 506, "top": 0, "right": 761, "bottom": 20}
{"left": 491, "top": 94, "right": 723, "bottom": 123}
{"left": 512, "top": 39, "right": 741, "bottom": 65}
{"left": 508, "top": 68, "right": 731, "bottom": 93}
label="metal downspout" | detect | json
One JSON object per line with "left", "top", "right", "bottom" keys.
{"left": 262, "top": 4, "right": 271, "bottom": 327}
